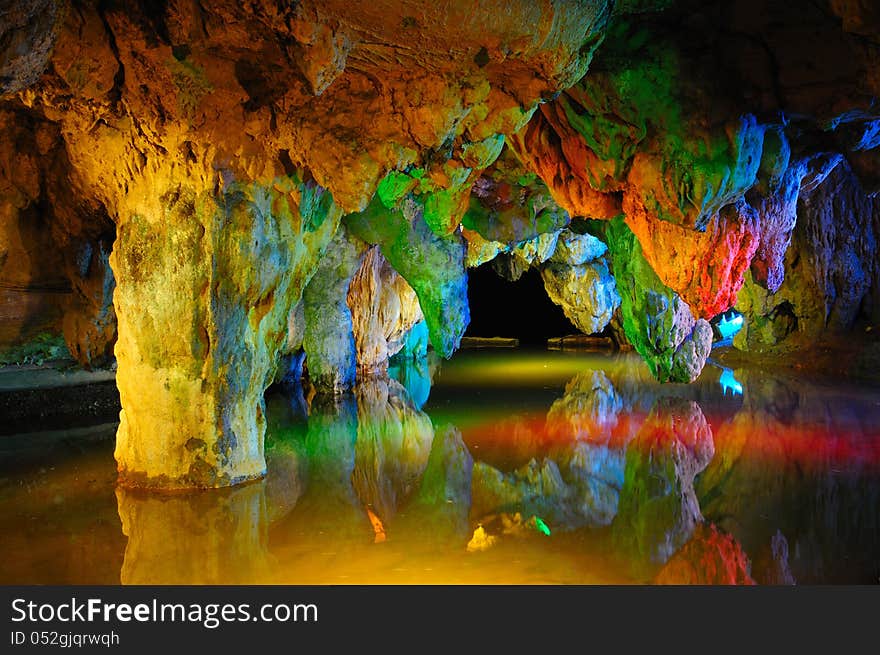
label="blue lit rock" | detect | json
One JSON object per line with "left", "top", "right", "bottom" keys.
{"left": 549, "top": 230, "right": 608, "bottom": 266}
{"left": 471, "top": 453, "right": 623, "bottom": 530}
{"left": 397, "top": 320, "right": 429, "bottom": 360}
{"left": 302, "top": 223, "right": 368, "bottom": 393}
{"left": 62, "top": 240, "right": 116, "bottom": 368}
{"left": 735, "top": 162, "right": 880, "bottom": 352}
{"left": 388, "top": 345, "right": 434, "bottom": 409}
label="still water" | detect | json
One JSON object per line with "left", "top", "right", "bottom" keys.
{"left": 1, "top": 350, "right": 878, "bottom": 584}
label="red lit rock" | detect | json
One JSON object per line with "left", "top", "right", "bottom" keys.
{"left": 654, "top": 523, "right": 756, "bottom": 585}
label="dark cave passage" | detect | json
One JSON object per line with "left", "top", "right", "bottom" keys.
{"left": 465, "top": 263, "right": 577, "bottom": 345}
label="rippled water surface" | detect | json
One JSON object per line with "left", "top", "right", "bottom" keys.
{"left": 1, "top": 350, "right": 879, "bottom": 584}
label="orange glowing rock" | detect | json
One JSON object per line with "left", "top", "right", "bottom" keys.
{"left": 366, "top": 507, "right": 386, "bottom": 544}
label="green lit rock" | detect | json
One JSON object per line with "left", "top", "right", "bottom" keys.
{"left": 603, "top": 216, "right": 712, "bottom": 382}
{"left": 344, "top": 195, "right": 470, "bottom": 358}
{"left": 263, "top": 394, "right": 309, "bottom": 523}
{"left": 284, "top": 394, "right": 366, "bottom": 540}
{"left": 302, "top": 223, "right": 368, "bottom": 393}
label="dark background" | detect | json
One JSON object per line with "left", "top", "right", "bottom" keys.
{"left": 465, "top": 264, "right": 576, "bottom": 344}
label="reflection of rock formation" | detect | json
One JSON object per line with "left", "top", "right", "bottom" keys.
{"left": 696, "top": 370, "right": 880, "bottom": 583}
{"left": 613, "top": 398, "right": 715, "bottom": 575}
{"left": 351, "top": 378, "right": 434, "bottom": 522}
{"left": 752, "top": 530, "right": 796, "bottom": 586}
{"left": 277, "top": 393, "right": 368, "bottom": 541}
{"left": 471, "top": 451, "right": 622, "bottom": 530}
{"left": 546, "top": 370, "right": 626, "bottom": 445}
{"left": 116, "top": 483, "right": 270, "bottom": 584}
{"left": 387, "top": 351, "right": 437, "bottom": 410}
{"left": 262, "top": 393, "right": 309, "bottom": 523}
{"left": 654, "top": 523, "right": 755, "bottom": 585}
{"left": 400, "top": 424, "right": 474, "bottom": 542}
{"left": 267, "top": 374, "right": 436, "bottom": 544}
{"left": 470, "top": 370, "right": 631, "bottom": 530}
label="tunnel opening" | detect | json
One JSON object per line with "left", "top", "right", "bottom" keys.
{"left": 465, "top": 261, "right": 578, "bottom": 346}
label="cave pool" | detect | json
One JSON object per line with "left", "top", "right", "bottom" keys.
{"left": 1, "top": 349, "right": 878, "bottom": 585}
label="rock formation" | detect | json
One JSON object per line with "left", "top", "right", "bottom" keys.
{"left": 1, "top": 0, "right": 611, "bottom": 487}
{"left": 735, "top": 162, "right": 880, "bottom": 351}
{"left": 347, "top": 246, "right": 425, "bottom": 375}
{"left": 350, "top": 377, "right": 434, "bottom": 522}
{"left": 604, "top": 216, "right": 713, "bottom": 382}
{"left": 302, "top": 223, "right": 367, "bottom": 393}
{"left": 508, "top": 2, "right": 880, "bottom": 326}
{"left": 540, "top": 232, "right": 620, "bottom": 336}
{"left": 1, "top": 0, "right": 878, "bottom": 488}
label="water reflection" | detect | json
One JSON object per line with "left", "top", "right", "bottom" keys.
{"left": 1, "top": 351, "right": 878, "bottom": 584}
{"left": 116, "top": 483, "right": 271, "bottom": 585}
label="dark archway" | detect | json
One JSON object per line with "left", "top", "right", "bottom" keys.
{"left": 465, "top": 263, "right": 577, "bottom": 345}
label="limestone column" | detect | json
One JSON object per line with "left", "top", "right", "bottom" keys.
{"left": 301, "top": 223, "right": 367, "bottom": 393}
{"left": 111, "top": 178, "right": 341, "bottom": 488}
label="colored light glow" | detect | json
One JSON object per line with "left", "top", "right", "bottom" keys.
{"left": 533, "top": 517, "right": 551, "bottom": 536}
{"left": 715, "top": 311, "right": 744, "bottom": 340}
{"left": 719, "top": 368, "right": 743, "bottom": 396}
